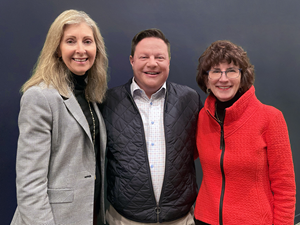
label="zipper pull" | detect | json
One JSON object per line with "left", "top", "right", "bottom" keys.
{"left": 220, "top": 127, "right": 224, "bottom": 150}
{"left": 155, "top": 206, "right": 161, "bottom": 222}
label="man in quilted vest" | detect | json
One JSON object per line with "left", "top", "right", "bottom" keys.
{"left": 100, "top": 28, "right": 203, "bottom": 225}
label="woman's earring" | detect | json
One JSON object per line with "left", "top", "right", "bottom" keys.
{"left": 206, "top": 88, "right": 211, "bottom": 94}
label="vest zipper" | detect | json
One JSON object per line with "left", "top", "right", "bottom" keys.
{"left": 155, "top": 205, "right": 161, "bottom": 222}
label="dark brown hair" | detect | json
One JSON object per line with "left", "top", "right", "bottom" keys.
{"left": 131, "top": 28, "right": 171, "bottom": 58}
{"left": 196, "top": 40, "right": 255, "bottom": 94}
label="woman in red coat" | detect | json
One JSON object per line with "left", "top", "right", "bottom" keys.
{"left": 194, "top": 40, "right": 296, "bottom": 225}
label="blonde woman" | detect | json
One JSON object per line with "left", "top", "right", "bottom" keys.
{"left": 11, "top": 10, "right": 108, "bottom": 225}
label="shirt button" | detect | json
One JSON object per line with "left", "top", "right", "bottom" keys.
{"left": 151, "top": 143, "right": 154, "bottom": 146}
{"left": 150, "top": 164, "right": 154, "bottom": 168}
{"left": 151, "top": 121, "right": 154, "bottom": 125}
{"left": 150, "top": 102, "right": 153, "bottom": 105}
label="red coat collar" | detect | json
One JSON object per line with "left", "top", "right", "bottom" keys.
{"left": 204, "top": 86, "right": 262, "bottom": 138}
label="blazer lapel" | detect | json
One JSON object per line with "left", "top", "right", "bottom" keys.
{"left": 92, "top": 102, "right": 107, "bottom": 150}
{"left": 63, "top": 94, "right": 93, "bottom": 144}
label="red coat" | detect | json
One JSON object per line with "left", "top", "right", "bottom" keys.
{"left": 195, "top": 86, "right": 296, "bottom": 224}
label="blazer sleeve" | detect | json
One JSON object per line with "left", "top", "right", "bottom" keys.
{"left": 16, "top": 87, "right": 55, "bottom": 225}
{"left": 265, "top": 110, "right": 296, "bottom": 225}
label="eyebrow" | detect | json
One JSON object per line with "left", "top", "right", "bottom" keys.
{"left": 63, "top": 35, "right": 94, "bottom": 39}
{"left": 212, "top": 67, "right": 237, "bottom": 70}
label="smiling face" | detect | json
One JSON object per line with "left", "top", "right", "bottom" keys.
{"left": 130, "top": 37, "right": 170, "bottom": 98}
{"left": 207, "top": 61, "right": 241, "bottom": 102}
{"left": 59, "top": 22, "right": 96, "bottom": 75}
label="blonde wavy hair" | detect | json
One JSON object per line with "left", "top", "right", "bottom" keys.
{"left": 22, "top": 9, "right": 108, "bottom": 103}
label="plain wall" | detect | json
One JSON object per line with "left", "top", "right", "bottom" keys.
{"left": 1, "top": 0, "right": 299, "bottom": 224}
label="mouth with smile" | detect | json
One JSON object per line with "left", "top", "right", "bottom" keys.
{"left": 217, "top": 86, "right": 232, "bottom": 90}
{"left": 73, "top": 58, "right": 88, "bottom": 62}
{"left": 144, "top": 71, "right": 160, "bottom": 76}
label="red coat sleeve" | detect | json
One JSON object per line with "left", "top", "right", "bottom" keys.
{"left": 264, "top": 110, "right": 296, "bottom": 224}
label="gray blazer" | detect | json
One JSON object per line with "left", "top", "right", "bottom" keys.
{"left": 11, "top": 84, "right": 107, "bottom": 225}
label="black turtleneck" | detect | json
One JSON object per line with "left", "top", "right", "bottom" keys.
{"left": 71, "top": 72, "right": 101, "bottom": 213}
{"left": 215, "top": 92, "right": 242, "bottom": 123}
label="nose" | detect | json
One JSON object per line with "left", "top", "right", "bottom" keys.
{"left": 219, "top": 71, "right": 228, "bottom": 81}
{"left": 76, "top": 43, "right": 86, "bottom": 54}
{"left": 147, "top": 56, "right": 157, "bottom": 67}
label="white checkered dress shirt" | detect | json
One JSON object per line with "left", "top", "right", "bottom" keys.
{"left": 131, "top": 78, "right": 166, "bottom": 203}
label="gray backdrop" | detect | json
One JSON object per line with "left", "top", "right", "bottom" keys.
{"left": 1, "top": 0, "right": 299, "bottom": 224}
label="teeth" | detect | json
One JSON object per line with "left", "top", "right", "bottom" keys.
{"left": 145, "top": 72, "right": 159, "bottom": 75}
{"left": 74, "top": 58, "right": 87, "bottom": 62}
{"left": 219, "top": 86, "right": 230, "bottom": 89}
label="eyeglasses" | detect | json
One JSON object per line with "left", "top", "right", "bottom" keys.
{"left": 207, "top": 68, "right": 242, "bottom": 80}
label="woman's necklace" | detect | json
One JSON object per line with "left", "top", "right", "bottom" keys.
{"left": 86, "top": 95, "right": 96, "bottom": 181}
{"left": 86, "top": 96, "right": 96, "bottom": 145}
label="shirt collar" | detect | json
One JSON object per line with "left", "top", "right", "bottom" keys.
{"left": 130, "top": 77, "right": 166, "bottom": 99}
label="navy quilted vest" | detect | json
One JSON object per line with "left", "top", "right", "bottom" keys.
{"left": 100, "top": 80, "right": 201, "bottom": 223}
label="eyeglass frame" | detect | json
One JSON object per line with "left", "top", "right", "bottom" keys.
{"left": 206, "top": 68, "right": 242, "bottom": 80}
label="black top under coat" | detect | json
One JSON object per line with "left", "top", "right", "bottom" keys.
{"left": 215, "top": 92, "right": 242, "bottom": 123}
{"left": 71, "top": 72, "right": 101, "bottom": 213}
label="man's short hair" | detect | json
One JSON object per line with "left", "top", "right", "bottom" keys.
{"left": 131, "top": 28, "right": 171, "bottom": 58}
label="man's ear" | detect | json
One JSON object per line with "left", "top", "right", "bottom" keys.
{"left": 129, "top": 55, "right": 133, "bottom": 66}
